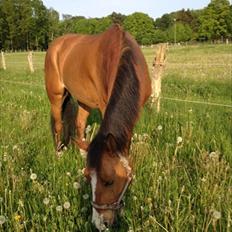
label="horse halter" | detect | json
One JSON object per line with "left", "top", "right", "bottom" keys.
{"left": 91, "top": 154, "right": 132, "bottom": 211}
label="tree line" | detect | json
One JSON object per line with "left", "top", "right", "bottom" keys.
{"left": 0, "top": 0, "right": 231, "bottom": 50}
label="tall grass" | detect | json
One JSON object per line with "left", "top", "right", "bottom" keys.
{"left": 0, "top": 44, "right": 231, "bottom": 231}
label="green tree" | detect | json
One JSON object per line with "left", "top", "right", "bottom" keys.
{"left": 1, "top": 0, "right": 19, "bottom": 50}
{"left": 123, "top": 12, "right": 155, "bottom": 45}
{"left": 155, "top": 14, "right": 173, "bottom": 30}
{"left": 167, "top": 22, "right": 193, "bottom": 43}
{"left": 47, "top": 8, "right": 59, "bottom": 42}
{"left": 198, "top": 0, "right": 231, "bottom": 41}
{"left": 108, "top": 12, "right": 126, "bottom": 25}
{"left": 94, "top": 17, "right": 112, "bottom": 34}
{"left": 18, "top": 0, "right": 33, "bottom": 50}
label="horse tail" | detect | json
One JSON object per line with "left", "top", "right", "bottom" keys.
{"left": 50, "top": 92, "right": 77, "bottom": 148}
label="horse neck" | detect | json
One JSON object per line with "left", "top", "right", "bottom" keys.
{"left": 99, "top": 50, "right": 140, "bottom": 154}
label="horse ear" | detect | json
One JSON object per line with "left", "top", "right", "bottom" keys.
{"left": 105, "top": 133, "right": 117, "bottom": 153}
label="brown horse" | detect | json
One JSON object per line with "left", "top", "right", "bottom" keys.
{"left": 45, "top": 24, "right": 151, "bottom": 230}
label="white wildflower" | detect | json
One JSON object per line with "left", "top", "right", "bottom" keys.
{"left": 212, "top": 210, "right": 221, "bottom": 220}
{"left": 176, "top": 136, "right": 183, "bottom": 144}
{"left": 85, "top": 125, "right": 92, "bottom": 134}
{"left": 83, "top": 194, "right": 89, "bottom": 200}
{"left": 13, "top": 145, "right": 18, "bottom": 150}
{"left": 63, "top": 201, "right": 71, "bottom": 209}
{"left": 157, "top": 125, "right": 162, "bottom": 131}
{"left": 30, "top": 173, "right": 37, "bottom": 181}
{"left": 66, "top": 172, "right": 71, "bottom": 177}
{"left": 201, "top": 177, "right": 207, "bottom": 182}
{"left": 73, "top": 182, "right": 81, "bottom": 189}
{"left": 0, "top": 215, "right": 6, "bottom": 225}
{"left": 209, "top": 151, "right": 219, "bottom": 160}
{"left": 56, "top": 205, "right": 63, "bottom": 212}
{"left": 43, "top": 198, "right": 50, "bottom": 205}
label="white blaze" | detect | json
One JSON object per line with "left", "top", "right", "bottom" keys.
{"left": 90, "top": 171, "right": 106, "bottom": 231}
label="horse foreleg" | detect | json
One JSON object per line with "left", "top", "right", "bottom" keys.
{"left": 74, "top": 103, "right": 90, "bottom": 156}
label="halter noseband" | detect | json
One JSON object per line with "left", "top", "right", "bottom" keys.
{"left": 91, "top": 175, "right": 132, "bottom": 210}
{"left": 91, "top": 154, "right": 132, "bottom": 211}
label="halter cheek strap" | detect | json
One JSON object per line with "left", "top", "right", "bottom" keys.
{"left": 91, "top": 175, "right": 132, "bottom": 210}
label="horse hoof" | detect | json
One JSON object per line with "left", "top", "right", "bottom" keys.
{"left": 56, "top": 144, "right": 67, "bottom": 158}
{"left": 79, "top": 149, "right": 87, "bottom": 157}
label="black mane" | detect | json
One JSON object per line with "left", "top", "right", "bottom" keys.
{"left": 87, "top": 42, "right": 140, "bottom": 169}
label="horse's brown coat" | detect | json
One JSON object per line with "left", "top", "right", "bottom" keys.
{"left": 45, "top": 24, "right": 151, "bottom": 151}
{"left": 45, "top": 24, "right": 151, "bottom": 228}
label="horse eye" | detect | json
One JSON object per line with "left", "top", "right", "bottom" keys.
{"left": 104, "top": 180, "right": 114, "bottom": 187}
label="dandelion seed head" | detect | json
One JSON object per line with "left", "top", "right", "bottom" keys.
{"left": 43, "top": 198, "right": 50, "bottom": 205}
{"left": 83, "top": 194, "right": 89, "bottom": 200}
{"left": 176, "top": 136, "right": 183, "bottom": 144}
{"left": 85, "top": 125, "right": 92, "bottom": 134}
{"left": 73, "top": 182, "right": 81, "bottom": 189}
{"left": 0, "top": 215, "right": 6, "bottom": 225}
{"left": 30, "top": 173, "right": 37, "bottom": 181}
{"left": 212, "top": 210, "right": 221, "bottom": 220}
{"left": 209, "top": 151, "right": 219, "bottom": 160}
{"left": 157, "top": 125, "right": 162, "bottom": 131}
{"left": 63, "top": 201, "right": 71, "bottom": 209}
{"left": 66, "top": 172, "right": 71, "bottom": 177}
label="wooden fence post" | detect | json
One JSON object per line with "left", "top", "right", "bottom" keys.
{"left": 1, "top": 51, "right": 6, "bottom": 70}
{"left": 27, "top": 51, "right": 34, "bottom": 73}
{"left": 151, "top": 44, "right": 167, "bottom": 112}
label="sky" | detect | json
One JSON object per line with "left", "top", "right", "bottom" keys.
{"left": 42, "top": 0, "right": 211, "bottom": 19}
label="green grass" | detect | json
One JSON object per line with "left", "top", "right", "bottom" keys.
{"left": 0, "top": 44, "right": 232, "bottom": 231}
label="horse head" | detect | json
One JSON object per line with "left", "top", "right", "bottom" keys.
{"left": 84, "top": 133, "right": 132, "bottom": 230}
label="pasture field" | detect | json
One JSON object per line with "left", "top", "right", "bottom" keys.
{"left": 0, "top": 44, "right": 232, "bottom": 231}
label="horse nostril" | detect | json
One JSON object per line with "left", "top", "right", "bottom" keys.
{"left": 104, "top": 221, "right": 109, "bottom": 227}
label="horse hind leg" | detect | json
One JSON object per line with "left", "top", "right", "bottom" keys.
{"left": 74, "top": 103, "right": 90, "bottom": 157}
{"left": 50, "top": 90, "right": 67, "bottom": 157}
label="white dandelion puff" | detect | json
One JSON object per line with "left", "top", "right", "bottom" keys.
{"left": 66, "top": 172, "right": 71, "bottom": 177}
{"left": 0, "top": 215, "right": 6, "bottom": 225}
{"left": 43, "top": 198, "right": 50, "bottom": 205}
{"left": 73, "top": 182, "right": 81, "bottom": 189}
{"left": 30, "top": 173, "right": 37, "bottom": 181}
{"left": 157, "top": 125, "right": 162, "bottom": 131}
{"left": 209, "top": 151, "right": 219, "bottom": 160}
{"left": 83, "top": 194, "right": 89, "bottom": 200}
{"left": 85, "top": 125, "right": 92, "bottom": 134}
{"left": 176, "top": 136, "right": 183, "bottom": 144}
{"left": 63, "top": 201, "right": 71, "bottom": 209}
{"left": 212, "top": 210, "right": 221, "bottom": 220}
